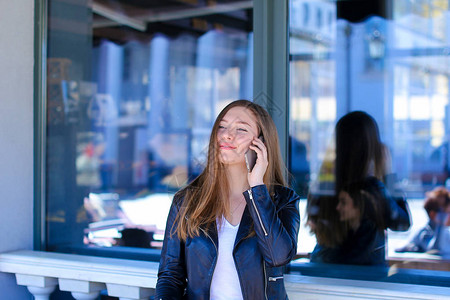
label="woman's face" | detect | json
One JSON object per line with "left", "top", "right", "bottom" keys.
{"left": 217, "top": 106, "right": 259, "bottom": 166}
{"left": 336, "top": 191, "right": 360, "bottom": 222}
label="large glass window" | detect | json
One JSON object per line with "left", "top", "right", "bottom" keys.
{"left": 43, "top": 0, "right": 450, "bottom": 287}
{"left": 289, "top": 0, "right": 450, "bottom": 280}
{"left": 45, "top": 0, "right": 253, "bottom": 257}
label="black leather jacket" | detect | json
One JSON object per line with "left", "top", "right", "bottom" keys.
{"left": 155, "top": 184, "right": 301, "bottom": 300}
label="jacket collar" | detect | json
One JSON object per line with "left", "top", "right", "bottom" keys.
{"left": 205, "top": 205, "right": 254, "bottom": 249}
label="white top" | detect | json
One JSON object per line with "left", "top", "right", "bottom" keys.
{"left": 210, "top": 217, "right": 243, "bottom": 300}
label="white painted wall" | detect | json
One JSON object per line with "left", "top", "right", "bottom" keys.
{"left": 0, "top": 1, "right": 35, "bottom": 299}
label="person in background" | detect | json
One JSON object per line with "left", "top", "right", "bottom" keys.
{"left": 396, "top": 186, "right": 450, "bottom": 253}
{"left": 307, "top": 111, "right": 410, "bottom": 265}
{"left": 155, "top": 100, "right": 300, "bottom": 300}
{"left": 434, "top": 200, "right": 450, "bottom": 258}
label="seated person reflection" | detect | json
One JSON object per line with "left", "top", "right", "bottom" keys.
{"left": 396, "top": 186, "right": 450, "bottom": 253}
{"left": 425, "top": 195, "right": 450, "bottom": 258}
{"left": 307, "top": 111, "right": 410, "bottom": 266}
{"left": 435, "top": 201, "right": 450, "bottom": 258}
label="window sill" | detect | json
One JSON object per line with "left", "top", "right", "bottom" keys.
{"left": 285, "top": 274, "right": 450, "bottom": 299}
{"left": 0, "top": 250, "right": 158, "bottom": 299}
{"left": 0, "top": 250, "right": 449, "bottom": 299}
{"left": 290, "top": 261, "right": 450, "bottom": 288}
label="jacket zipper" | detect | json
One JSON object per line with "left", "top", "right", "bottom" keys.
{"left": 202, "top": 228, "right": 218, "bottom": 297}
{"left": 248, "top": 189, "right": 268, "bottom": 236}
{"left": 263, "top": 261, "right": 268, "bottom": 300}
{"left": 268, "top": 276, "right": 284, "bottom": 281}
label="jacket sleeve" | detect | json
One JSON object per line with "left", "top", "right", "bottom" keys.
{"left": 155, "top": 200, "right": 186, "bottom": 300}
{"left": 243, "top": 184, "right": 301, "bottom": 267}
{"left": 370, "top": 178, "right": 411, "bottom": 231}
{"left": 386, "top": 195, "right": 411, "bottom": 231}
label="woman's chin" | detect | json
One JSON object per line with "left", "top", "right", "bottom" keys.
{"left": 219, "top": 157, "right": 245, "bottom": 167}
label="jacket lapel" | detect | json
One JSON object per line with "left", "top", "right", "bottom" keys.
{"left": 209, "top": 220, "right": 219, "bottom": 250}
{"left": 234, "top": 205, "right": 253, "bottom": 248}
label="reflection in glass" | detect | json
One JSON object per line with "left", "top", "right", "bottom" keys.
{"left": 307, "top": 111, "right": 411, "bottom": 266}
{"left": 289, "top": 0, "right": 450, "bottom": 273}
{"left": 396, "top": 186, "right": 450, "bottom": 256}
{"left": 46, "top": 0, "right": 253, "bottom": 253}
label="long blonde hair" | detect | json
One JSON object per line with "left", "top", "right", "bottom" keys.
{"left": 173, "top": 100, "right": 286, "bottom": 240}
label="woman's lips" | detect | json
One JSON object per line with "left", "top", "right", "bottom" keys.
{"left": 219, "top": 144, "right": 237, "bottom": 150}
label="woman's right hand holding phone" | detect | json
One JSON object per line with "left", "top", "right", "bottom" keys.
{"left": 247, "top": 137, "right": 268, "bottom": 187}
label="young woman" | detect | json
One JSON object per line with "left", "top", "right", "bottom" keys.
{"left": 307, "top": 111, "right": 410, "bottom": 265}
{"left": 155, "top": 100, "right": 300, "bottom": 300}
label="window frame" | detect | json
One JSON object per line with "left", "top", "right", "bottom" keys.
{"left": 34, "top": 0, "right": 48, "bottom": 251}
{"left": 253, "top": 0, "right": 290, "bottom": 169}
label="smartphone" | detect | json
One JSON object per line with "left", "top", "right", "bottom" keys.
{"left": 245, "top": 135, "right": 264, "bottom": 172}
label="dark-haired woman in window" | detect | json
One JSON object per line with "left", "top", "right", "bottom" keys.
{"left": 307, "top": 111, "right": 410, "bottom": 265}
{"left": 155, "top": 100, "right": 300, "bottom": 299}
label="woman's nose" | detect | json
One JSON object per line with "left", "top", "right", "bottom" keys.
{"left": 221, "top": 128, "right": 234, "bottom": 140}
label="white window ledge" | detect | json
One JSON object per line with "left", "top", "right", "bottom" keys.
{"left": 1, "top": 250, "right": 450, "bottom": 300}
{"left": 285, "top": 274, "right": 450, "bottom": 299}
{"left": 0, "top": 250, "right": 158, "bottom": 300}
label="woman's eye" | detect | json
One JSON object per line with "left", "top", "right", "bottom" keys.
{"left": 218, "top": 125, "right": 225, "bottom": 129}
{"left": 237, "top": 128, "right": 248, "bottom": 132}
